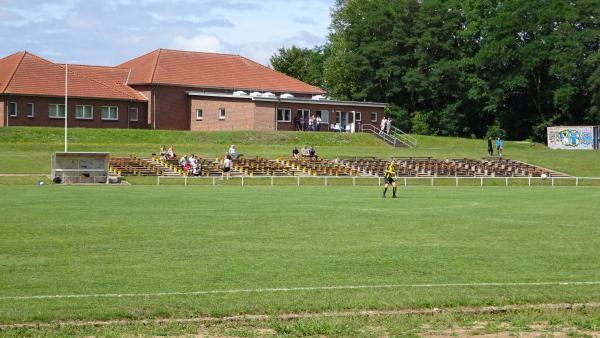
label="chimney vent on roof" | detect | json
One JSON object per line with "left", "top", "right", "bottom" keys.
{"left": 312, "top": 94, "right": 326, "bottom": 100}
{"left": 262, "top": 92, "right": 276, "bottom": 97}
{"left": 233, "top": 90, "right": 248, "bottom": 96}
{"left": 280, "top": 93, "right": 294, "bottom": 99}
{"left": 249, "top": 91, "right": 262, "bottom": 97}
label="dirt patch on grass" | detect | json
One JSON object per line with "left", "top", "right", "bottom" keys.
{"left": 423, "top": 321, "right": 599, "bottom": 337}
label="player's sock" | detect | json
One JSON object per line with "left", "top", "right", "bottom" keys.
{"left": 393, "top": 187, "right": 397, "bottom": 197}
{"left": 383, "top": 187, "right": 387, "bottom": 197}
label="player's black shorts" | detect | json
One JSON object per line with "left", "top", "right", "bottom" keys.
{"left": 385, "top": 175, "right": 395, "bottom": 184}
{"left": 223, "top": 167, "right": 230, "bottom": 173}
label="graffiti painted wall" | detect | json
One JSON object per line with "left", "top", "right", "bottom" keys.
{"left": 547, "top": 126, "right": 596, "bottom": 150}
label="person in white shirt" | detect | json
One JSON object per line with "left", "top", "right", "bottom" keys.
{"left": 380, "top": 117, "right": 387, "bottom": 135}
{"left": 222, "top": 155, "right": 232, "bottom": 180}
{"left": 228, "top": 144, "right": 240, "bottom": 160}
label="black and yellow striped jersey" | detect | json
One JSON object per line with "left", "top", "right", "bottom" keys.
{"left": 384, "top": 163, "right": 396, "bottom": 178}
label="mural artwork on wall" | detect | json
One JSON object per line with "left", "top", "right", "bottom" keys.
{"left": 547, "top": 126, "right": 595, "bottom": 150}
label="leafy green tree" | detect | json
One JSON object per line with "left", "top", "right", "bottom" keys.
{"left": 276, "top": 0, "right": 600, "bottom": 140}
{"left": 270, "top": 46, "right": 326, "bottom": 88}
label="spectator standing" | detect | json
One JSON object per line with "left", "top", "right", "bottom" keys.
{"left": 222, "top": 155, "right": 232, "bottom": 180}
{"left": 292, "top": 146, "right": 299, "bottom": 160}
{"left": 496, "top": 137, "right": 504, "bottom": 157}
{"left": 294, "top": 114, "right": 301, "bottom": 131}
{"left": 299, "top": 115, "right": 305, "bottom": 131}
{"left": 379, "top": 117, "right": 387, "bottom": 135}
{"left": 487, "top": 137, "right": 493, "bottom": 156}
{"left": 386, "top": 117, "right": 392, "bottom": 134}
{"left": 309, "top": 146, "right": 316, "bottom": 159}
{"left": 315, "top": 114, "right": 322, "bottom": 131}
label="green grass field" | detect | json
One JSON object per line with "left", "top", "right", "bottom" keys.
{"left": 1, "top": 185, "right": 599, "bottom": 336}
{"left": 1, "top": 127, "right": 599, "bottom": 336}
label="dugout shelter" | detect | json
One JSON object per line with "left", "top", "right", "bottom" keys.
{"left": 51, "top": 152, "right": 110, "bottom": 184}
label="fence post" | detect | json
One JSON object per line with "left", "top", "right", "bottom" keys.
{"left": 353, "top": 177, "right": 356, "bottom": 186}
{"left": 576, "top": 177, "right": 579, "bottom": 187}
{"left": 404, "top": 177, "right": 407, "bottom": 187}
{"left": 378, "top": 177, "right": 381, "bottom": 186}
{"left": 480, "top": 177, "right": 483, "bottom": 187}
{"left": 552, "top": 177, "right": 555, "bottom": 187}
{"left": 455, "top": 177, "right": 458, "bottom": 187}
{"left": 241, "top": 176, "right": 244, "bottom": 187}
{"left": 157, "top": 176, "right": 160, "bottom": 186}
{"left": 212, "top": 176, "right": 215, "bottom": 186}
{"left": 325, "top": 177, "right": 328, "bottom": 186}
{"left": 528, "top": 177, "right": 531, "bottom": 187}
{"left": 505, "top": 177, "right": 508, "bottom": 187}
{"left": 431, "top": 177, "right": 434, "bottom": 186}
{"left": 271, "top": 176, "right": 274, "bottom": 186}
{"left": 297, "top": 176, "right": 300, "bottom": 187}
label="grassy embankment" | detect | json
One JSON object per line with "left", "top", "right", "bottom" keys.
{"left": 1, "top": 126, "right": 599, "bottom": 177}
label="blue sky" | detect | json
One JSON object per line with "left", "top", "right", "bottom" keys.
{"left": 0, "top": 0, "right": 335, "bottom": 66}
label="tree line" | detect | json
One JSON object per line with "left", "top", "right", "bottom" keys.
{"left": 270, "top": 0, "right": 600, "bottom": 141}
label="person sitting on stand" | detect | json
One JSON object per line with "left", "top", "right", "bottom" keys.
{"left": 159, "top": 145, "right": 167, "bottom": 161}
{"left": 228, "top": 144, "right": 242, "bottom": 160}
{"left": 301, "top": 145, "right": 310, "bottom": 158}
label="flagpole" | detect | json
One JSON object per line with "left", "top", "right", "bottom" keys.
{"left": 64, "top": 63, "right": 68, "bottom": 152}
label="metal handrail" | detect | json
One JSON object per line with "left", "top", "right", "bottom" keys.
{"left": 360, "top": 124, "right": 409, "bottom": 147}
{"left": 389, "top": 125, "right": 417, "bottom": 147}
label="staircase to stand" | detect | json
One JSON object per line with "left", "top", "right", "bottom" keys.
{"left": 361, "top": 124, "right": 417, "bottom": 148}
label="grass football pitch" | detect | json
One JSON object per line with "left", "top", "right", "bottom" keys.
{"left": 1, "top": 185, "right": 599, "bottom": 331}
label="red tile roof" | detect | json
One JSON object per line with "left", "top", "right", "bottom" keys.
{"left": 0, "top": 52, "right": 146, "bottom": 101}
{"left": 118, "top": 49, "right": 325, "bottom": 95}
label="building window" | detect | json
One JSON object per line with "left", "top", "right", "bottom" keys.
{"left": 335, "top": 111, "right": 341, "bottom": 124}
{"left": 297, "top": 109, "right": 310, "bottom": 119}
{"left": 317, "top": 110, "right": 329, "bottom": 123}
{"left": 49, "top": 104, "right": 65, "bottom": 119}
{"left": 196, "top": 109, "right": 203, "bottom": 121}
{"left": 129, "top": 107, "right": 138, "bottom": 122}
{"left": 76, "top": 105, "right": 93, "bottom": 120}
{"left": 27, "top": 103, "right": 34, "bottom": 118}
{"left": 219, "top": 108, "right": 225, "bottom": 120}
{"left": 101, "top": 106, "right": 118, "bottom": 120}
{"left": 8, "top": 102, "right": 17, "bottom": 117}
{"left": 371, "top": 112, "right": 378, "bottom": 122}
{"left": 277, "top": 108, "right": 291, "bottom": 122}
{"left": 355, "top": 111, "right": 362, "bottom": 121}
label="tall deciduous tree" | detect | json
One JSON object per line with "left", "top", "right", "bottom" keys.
{"left": 274, "top": 0, "right": 600, "bottom": 140}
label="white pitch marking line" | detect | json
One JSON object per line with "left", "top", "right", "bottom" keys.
{"left": 1, "top": 281, "right": 600, "bottom": 301}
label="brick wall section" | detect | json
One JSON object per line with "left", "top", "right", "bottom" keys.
{"left": 151, "top": 86, "right": 191, "bottom": 130}
{"left": 0, "top": 100, "right": 4, "bottom": 127}
{"left": 0, "top": 95, "right": 147, "bottom": 129}
{"left": 132, "top": 85, "right": 153, "bottom": 127}
{"left": 254, "top": 101, "right": 276, "bottom": 131}
{"left": 189, "top": 96, "right": 386, "bottom": 132}
{"left": 190, "top": 97, "right": 258, "bottom": 131}
{"left": 275, "top": 103, "right": 385, "bottom": 132}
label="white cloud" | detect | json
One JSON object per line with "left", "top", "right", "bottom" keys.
{"left": 171, "top": 35, "right": 221, "bottom": 53}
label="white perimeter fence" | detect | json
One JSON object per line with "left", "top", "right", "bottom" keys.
{"left": 147, "top": 176, "right": 600, "bottom": 187}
